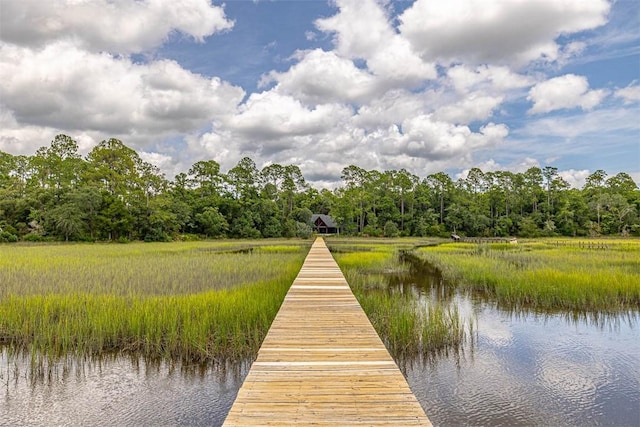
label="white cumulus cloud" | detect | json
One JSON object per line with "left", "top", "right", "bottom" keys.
{"left": 223, "top": 91, "right": 353, "bottom": 142}
{"left": 315, "top": 0, "right": 436, "bottom": 87}
{"left": 384, "top": 116, "right": 509, "bottom": 161}
{"left": 262, "top": 49, "right": 376, "bottom": 105}
{"left": 527, "top": 74, "right": 607, "bottom": 114}
{"left": 1, "top": 0, "right": 630, "bottom": 184}
{"left": 0, "top": 0, "right": 233, "bottom": 54}
{"left": 615, "top": 84, "right": 640, "bottom": 104}
{"left": 447, "top": 65, "right": 533, "bottom": 94}
{"left": 434, "top": 95, "right": 504, "bottom": 124}
{"left": 0, "top": 41, "right": 245, "bottom": 151}
{"left": 399, "top": 0, "right": 610, "bottom": 67}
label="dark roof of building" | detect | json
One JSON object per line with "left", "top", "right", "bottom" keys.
{"left": 311, "top": 214, "right": 338, "bottom": 228}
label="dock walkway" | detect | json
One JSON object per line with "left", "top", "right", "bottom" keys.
{"left": 223, "top": 237, "right": 431, "bottom": 426}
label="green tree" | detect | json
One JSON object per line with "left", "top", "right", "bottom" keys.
{"left": 226, "top": 157, "right": 259, "bottom": 200}
{"left": 189, "top": 160, "right": 222, "bottom": 198}
{"left": 426, "top": 172, "right": 454, "bottom": 225}
{"left": 86, "top": 138, "right": 140, "bottom": 196}
{"left": 195, "top": 206, "right": 228, "bottom": 238}
{"left": 542, "top": 166, "right": 559, "bottom": 219}
{"left": 49, "top": 200, "right": 86, "bottom": 241}
{"left": 341, "top": 165, "right": 369, "bottom": 232}
{"left": 383, "top": 220, "right": 399, "bottom": 237}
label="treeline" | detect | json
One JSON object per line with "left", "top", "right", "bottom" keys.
{"left": 0, "top": 135, "right": 638, "bottom": 242}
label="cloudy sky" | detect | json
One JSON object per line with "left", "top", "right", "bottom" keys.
{"left": 1, "top": 0, "right": 638, "bottom": 188}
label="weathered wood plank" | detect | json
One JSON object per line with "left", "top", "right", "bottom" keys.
{"left": 223, "top": 237, "right": 431, "bottom": 426}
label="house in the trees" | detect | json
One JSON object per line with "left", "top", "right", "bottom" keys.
{"left": 311, "top": 214, "right": 339, "bottom": 234}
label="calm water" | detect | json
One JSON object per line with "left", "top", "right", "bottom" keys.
{"left": 391, "top": 258, "right": 640, "bottom": 427}
{"left": 2, "top": 262, "right": 639, "bottom": 426}
{"left": 1, "top": 356, "right": 248, "bottom": 426}
{"left": 407, "top": 304, "right": 639, "bottom": 426}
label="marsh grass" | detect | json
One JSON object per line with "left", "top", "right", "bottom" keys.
{"left": 418, "top": 238, "right": 640, "bottom": 312}
{"left": 0, "top": 240, "right": 310, "bottom": 366}
{"left": 328, "top": 239, "right": 470, "bottom": 360}
{"left": 0, "top": 241, "right": 308, "bottom": 296}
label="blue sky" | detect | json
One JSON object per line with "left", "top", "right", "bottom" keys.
{"left": 1, "top": 0, "right": 638, "bottom": 188}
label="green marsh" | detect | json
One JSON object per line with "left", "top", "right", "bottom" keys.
{"left": 417, "top": 238, "right": 640, "bottom": 312}
{"left": 0, "top": 240, "right": 310, "bottom": 364}
{"left": 328, "top": 238, "right": 470, "bottom": 360}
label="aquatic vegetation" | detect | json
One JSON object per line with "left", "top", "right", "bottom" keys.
{"left": 0, "top": 240, "right": 310, "bottom": 364}
{"left": 418, "top": 238, "right": 640, "bottom": 312}
{"left": 328, "top": 239, "right": 470, "bottom": 359}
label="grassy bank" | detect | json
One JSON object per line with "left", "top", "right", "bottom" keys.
{"left": 417, "top": 238, "right": 640, "bottom": 312}
{"left": 0, "top": 240, "right": 310, "bottom": 363}
{"left": 327, "top": 238, "right": 469, "bottom": 360}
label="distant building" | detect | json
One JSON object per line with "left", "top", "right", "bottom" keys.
{"left": 311, "top": 214, "right": 339, "bottom": 234}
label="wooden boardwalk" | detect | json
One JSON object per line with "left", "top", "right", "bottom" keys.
{"left": 223, "top": 237, "right": 431, "bottom": 426}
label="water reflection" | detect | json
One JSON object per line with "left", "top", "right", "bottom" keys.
{"left": 1, "top": 351, "right": 248, "bottom": 426}
{"left": 398, "top": 250, "right": 638, "bottom": 331}
{"left": 388, "top": 252, "right": 640, "bottom": 427}
{"left": 393, "top": 251, "right": 455, "bottom": 302}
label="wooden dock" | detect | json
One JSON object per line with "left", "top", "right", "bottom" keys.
{"left": 223, "top": 237, "right": 431, "bottom": 426}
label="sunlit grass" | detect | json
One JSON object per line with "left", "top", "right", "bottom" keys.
{"left": 418, "top": 238, "right": 640, "bottom": 311}
{"left": 0, "top": 240, "right": 310, "bottom": 364}
{"left": 0, "top": 241, "right": 308, "bottom": 297}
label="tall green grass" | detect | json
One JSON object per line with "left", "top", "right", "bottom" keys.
{"left": 0, "top": 241, "right": 305, "bottom": 296}
{"left": 0, "top": 241, "right": 310, "bottom": 364}
{"left": 418, "top": 238, "right": 640, "bottom": 312}
{"left": 328, "top": 239, "right": 470, "bottom": 360}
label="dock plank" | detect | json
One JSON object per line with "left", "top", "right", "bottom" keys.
{"left": 223, "top": 237, "right": 431, "bottom": 426}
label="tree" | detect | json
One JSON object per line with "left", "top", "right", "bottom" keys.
{"left": 86, "top": 138, "right": 140, "bottom": 196}
{"left": 465, "top": 167, "right": 486, "bottom": 195}
{"left": 226, "top": 157, "right": 259, "bottom": 200}
{"left": 295, "top": 221, "right": 313, "bottom": 239}
{"left": 341, "top": 165, "right": 369, "bottom": 232}
{"left": 383, "top": 220, "right": 399, "bottom": 237}
{"left": 427, "top": 172, "right": 454, "bottom": 224}
{"left": 189, "top": 160, "right": 222, "bottom": 198}
{"left": 281, "top": 165, "right": 307, "bottom": 220}
{"left": 391, "top": 169, "right": 417, "bottom": 232}
{"left": 229, "top": 210, "right": 260, "bottom": 238}
{"left": 542, "top": 166, "right": 558, "bottom": 219}
{"left": 523, "top": 167, "right": 543, "bottom": 214}
{"left": 261, "top": 163, "right": 285, "bottom": 200}
{"left": 600, "top": 193, "right": 637, "bottom": 235}
{"left": 195, "top": 207, "right": 228, "bottom": 238}
{"left": 0, "top": 151, "right": 16, "bottom": 185}
{"left": 97, "top": 195, "right": 134, "bottom": 241}
{"left": 2, "top": 134, "right": 638, "bottom": 240}
{"left": 44, "top": 134, "right": 84, "bottom": 191}
{"left": 585, "top": 169, "right": 608, "bottom": 191}
{"left": 606, "top": 172, "right": 639, "bottom": 203}
{"left": 445, "top": 203, "right": 465, "bottom": 234}
{"left": 49, "top": 198, "right": 86, "bottom": 241}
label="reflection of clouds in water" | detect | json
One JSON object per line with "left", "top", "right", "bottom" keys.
{"left": 537, "top": 355, "right": 603, "bottom": 406}
{"left": 407, "top": 301, "right": 640, "bottom": 426}
{"left": 452, "top": 293, "right": 475, "bottom": 324}
{"left": 429, "top": 347, "right": 560, "bottom": 426}
{"left": 477, "top": 315, "right": 513, "bottom": 347}
{"left": 2, "top": 355, "right": 246, "bottom": 426}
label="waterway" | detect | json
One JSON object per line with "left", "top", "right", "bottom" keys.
{"left": 1, "top": 355, "right": 247, "bottom": 426}
{"left": 390, "top": 255, "right": 640, "bottom": 426}
{"left": 2, "top": 254, "right": 639, "bottom": 426}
